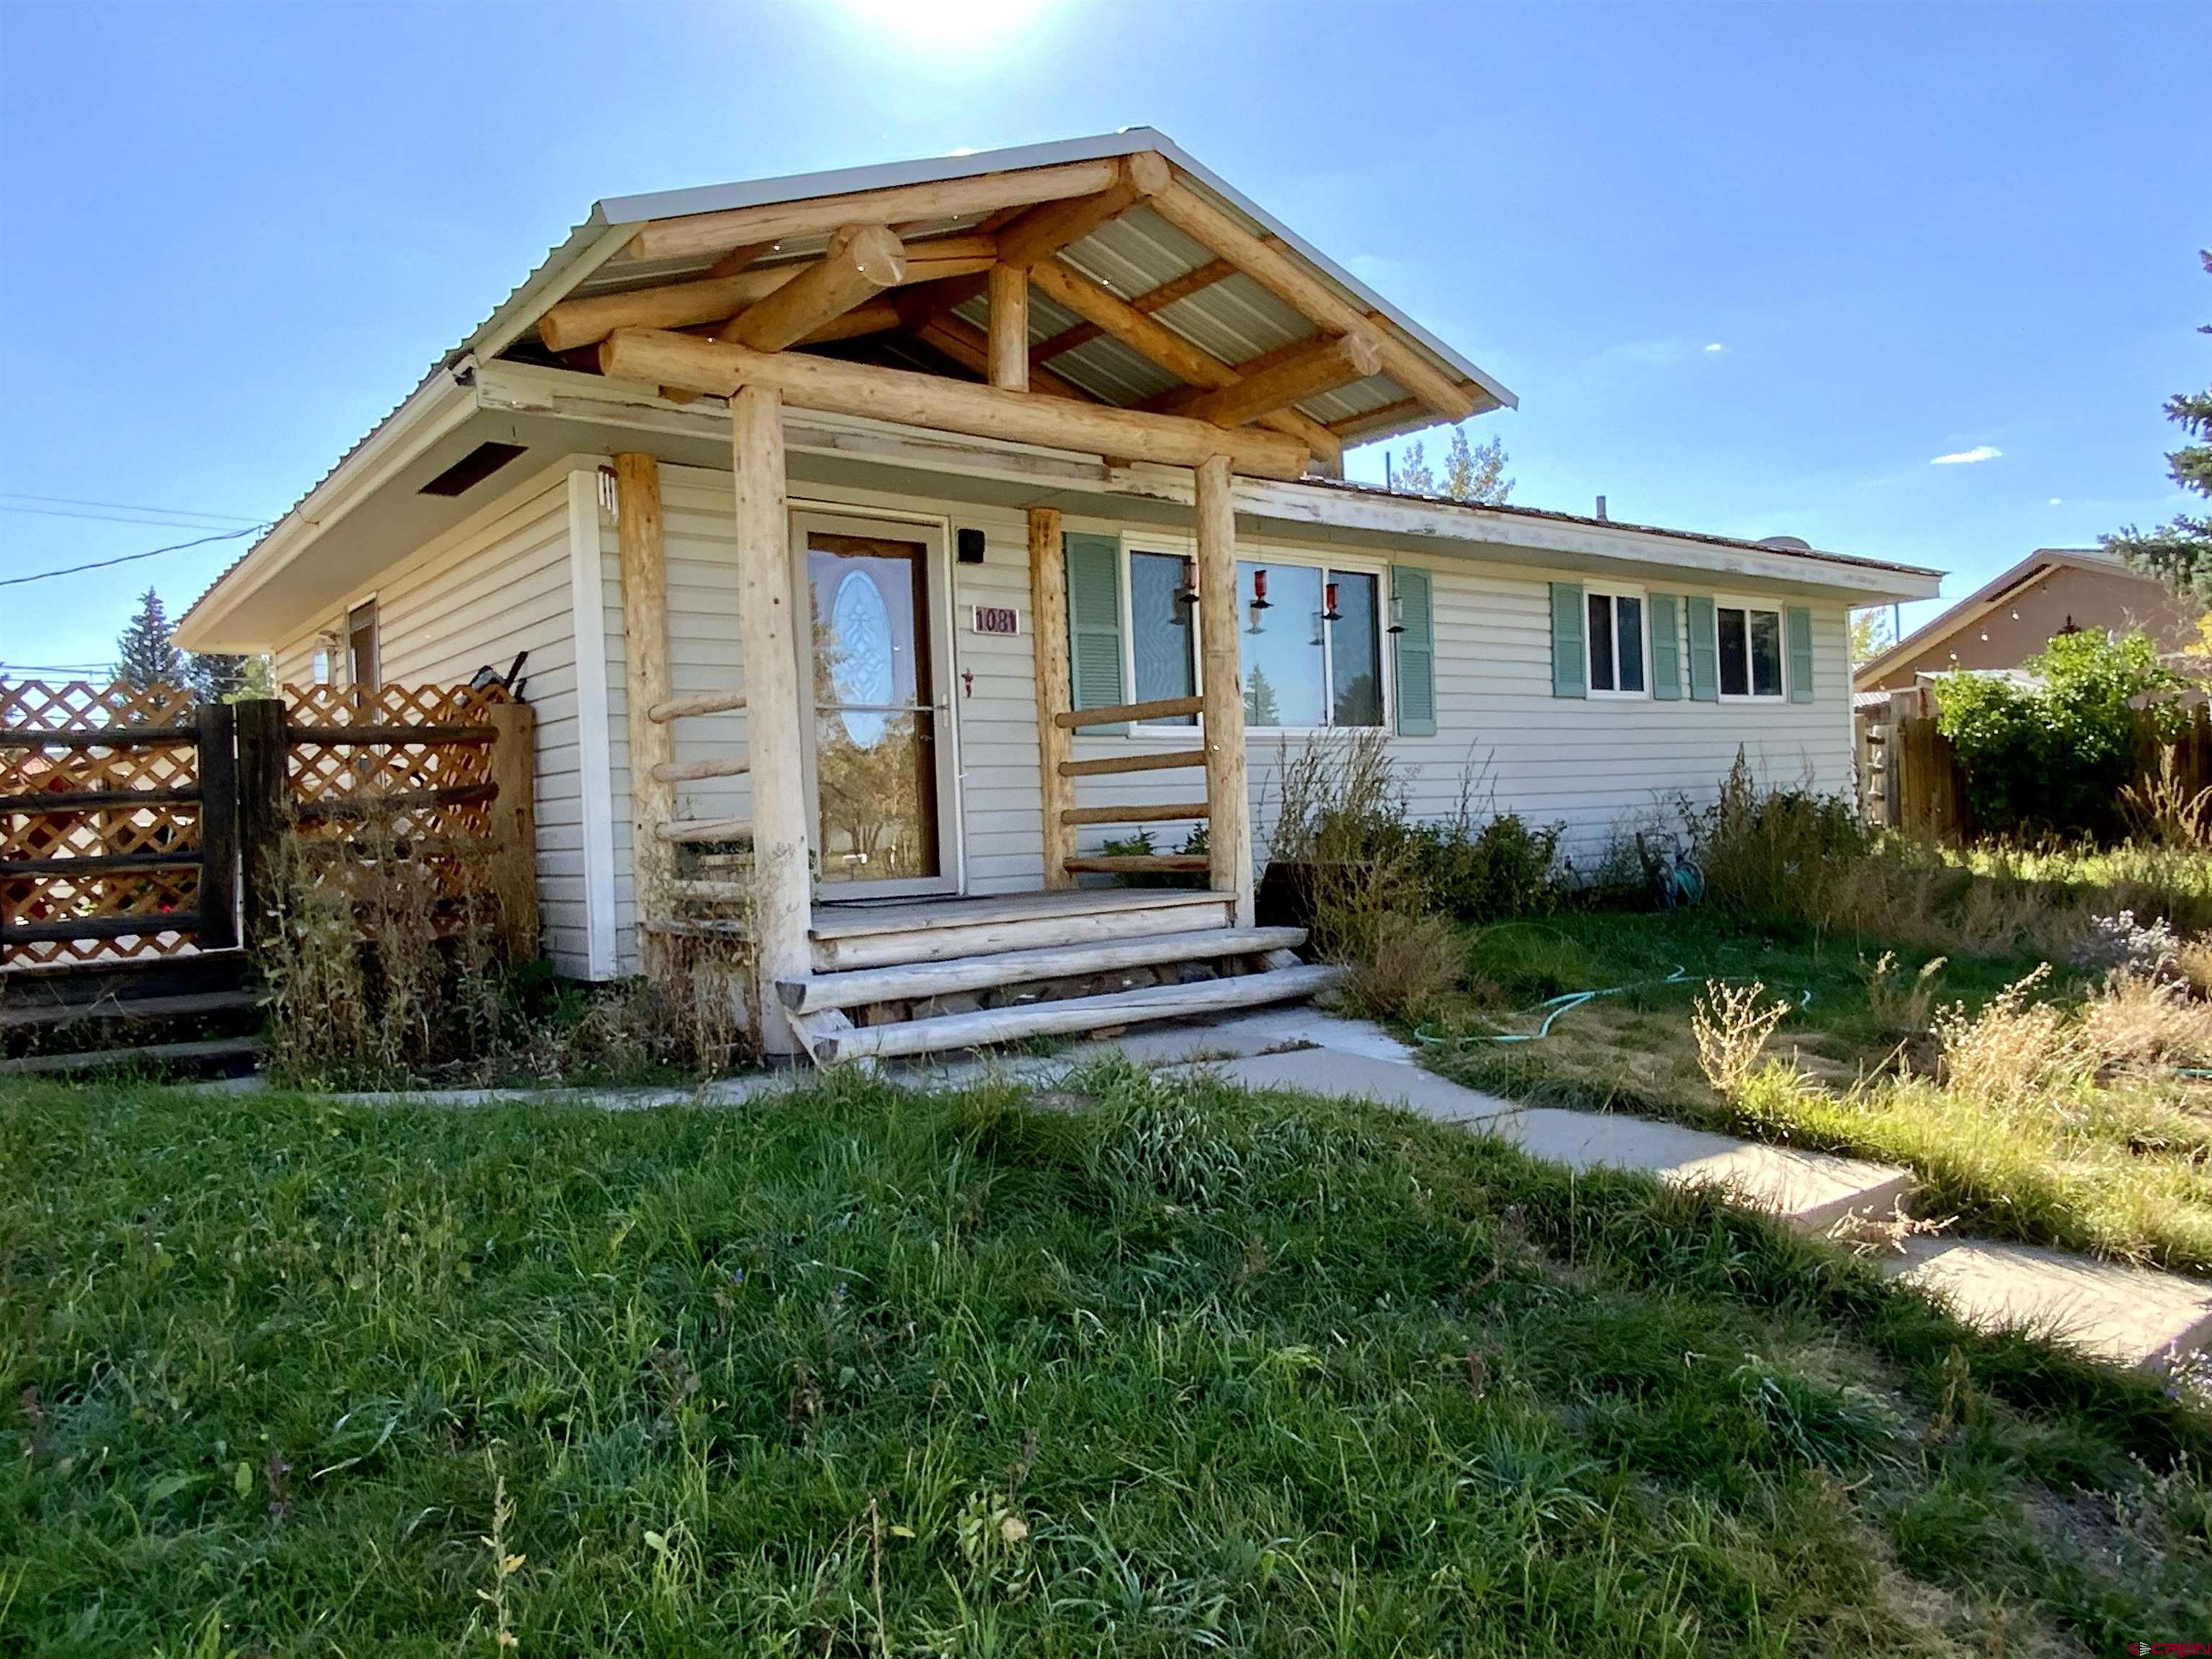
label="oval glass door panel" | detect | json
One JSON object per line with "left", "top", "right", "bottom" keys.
{"left": 806, "top": 533, "right": 942, "bottom": 886}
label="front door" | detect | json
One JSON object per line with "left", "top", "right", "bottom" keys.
{"left": 796, "top": 514, "right": 959, "bottom": 899}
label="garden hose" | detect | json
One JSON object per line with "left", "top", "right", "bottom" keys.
{"left": 1412, "top": 967, "right": 1812, "bottom": 1050}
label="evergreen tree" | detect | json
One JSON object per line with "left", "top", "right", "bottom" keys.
{"left": 2107, "top": 249, "right": 2212, "bottom": 602}
{"left": 184, "top": 651, "right": 272, "bottom": 702}
{"left": 113, "top": 588, "right": 183, "bottom": 689}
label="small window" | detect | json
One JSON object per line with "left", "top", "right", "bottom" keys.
{"left": 1585, "top": 590, "right": 1646, "bottom": 696}
{"left": 1715, "top": 603, "right": 1784, "bottom": 699}
{"left": 310, "top": 645, "right": 332, "bottom": 687}
{"left": 347, "top": 601, "right": 380, "bottom": 691}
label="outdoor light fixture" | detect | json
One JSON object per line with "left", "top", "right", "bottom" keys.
{"left": 1246, "top": 566, "right": 1272, "bottom": 635}
{"left": 1322, "top": 581, "right": 1342, "bottom": 623}
{"left": 1388, "top": 595, "right": 1407, "bottom": 634}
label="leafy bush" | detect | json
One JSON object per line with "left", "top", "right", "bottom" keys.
{"left": 1936, "top": 628, "right": 2189, "bottom": 838}
{"left": 1342, "top": 910, "right": 1465, "bottom": 1023}
{"left": 1409, "top": 812, "right": 1565, "bottom": 920}
{"left": 1097, "top": 824, "right": 1209, "bottom": 888}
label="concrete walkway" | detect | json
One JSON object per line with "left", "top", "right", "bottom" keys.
{"left": 1092, "top": 1010, "right": 2212, "bottom": 1372}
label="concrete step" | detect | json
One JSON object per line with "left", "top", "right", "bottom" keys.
{"left": 1879, "top": 1236, "right": 2212, "bottom": 1368}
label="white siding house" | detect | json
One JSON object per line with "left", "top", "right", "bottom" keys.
{"left": 182, "top": 130, "right": 1939, "bottom": 1051}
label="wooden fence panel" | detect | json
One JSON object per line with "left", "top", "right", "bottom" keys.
{"left": 3, "top": 679, "right": 538, "bottom": 971}
{"left": 1, "top": 681, "right": 205, "bottom": 967}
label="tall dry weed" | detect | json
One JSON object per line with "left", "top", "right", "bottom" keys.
{"left": 1263, "top": 729, "right": 1425, "bottom": 962}
{"left": 1344, "top": 911, "right": 1463, "bottom": 1024}
{"left": 1691, "top": 980, "right": 1793, "bottom": 1095}
{"left": 1931, "top": 964, "right": 2091, "bottom": 1108}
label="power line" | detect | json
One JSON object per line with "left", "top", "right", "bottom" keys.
{"left": 0, "top": 526, "right": 264, "bottom": 589}
{"left": 0, "top": 504, "right": 272, "bottom": 530}
{"left": 0, "top": 491, "right": 267, "bottom": 525}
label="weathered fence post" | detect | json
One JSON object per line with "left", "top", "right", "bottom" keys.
{"left": 485, "top": 701, "right": 539, "bottom": 962}
{"left": 233, "top": 697, "right": 289, "bottom": 955}
{"left": 195, "top": 701, "right": 239, "bottom": 950}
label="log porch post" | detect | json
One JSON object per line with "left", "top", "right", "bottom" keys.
{"left": 1027, "top": 505, "right": 1076, "bottom": 889}
{"left": 732, "top": 384, "right": 812, "bottom": 1056}
{"left": 1194, "top": 454, "right": 1254, "bottom": 925}
{"left": 615, "top": 454, "right": 675, "bottom": 925}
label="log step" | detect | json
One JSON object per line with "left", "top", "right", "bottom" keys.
{"left": 0, "top": 1034, "right": 264, "bottom": 1076}
{"left": 778, "top": 925, "right": 1305, "bottom": 1015}
{"left": 811, "top": 891, "right": 1235, "bottom": 971}
{"left": 657, "top": 816, "right": 752, "bottom": 844}
{"left": 799, "top": 963, "right": 1341, "bottom": 1064}
{"left": 0, "top": 988, "right": 257, "bottom": 1034}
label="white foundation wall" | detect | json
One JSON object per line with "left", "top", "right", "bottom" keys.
{"left": 596, "top": 462, "right": 1855, "bottom": 974}
{"left": 269, "top": 466, "right": 598, "bottom": 976}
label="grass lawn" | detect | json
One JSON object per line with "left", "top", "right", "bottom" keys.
{"left": 1421, "top": 907, "right": 2212, "bottom": 1276}
{"left": 4, "top": 1068, "right": 2209, "bottom": 1655}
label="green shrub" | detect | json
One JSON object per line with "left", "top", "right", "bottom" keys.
{"left": 1936, "top": 629, "right": 2190, "bottom": 839}
{"left": 1410, "top": 811, "right": 1565, "bottom": 920}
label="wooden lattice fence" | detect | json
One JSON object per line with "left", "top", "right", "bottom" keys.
{"left": 0, "top": 680, "right": 226, "bottom": 966}
{"left": 1, "top": 680, "right": 536, "bottom": 970}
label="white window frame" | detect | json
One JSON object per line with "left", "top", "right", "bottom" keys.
{"left": 1584, "top": 583, "right": 1650, "bottom": 700}
{"left": 1711, "top": 595, "right": 1788, "bottom": 703}
{"left": 1115, "top": 534, "right": 1393, "bottom": 737}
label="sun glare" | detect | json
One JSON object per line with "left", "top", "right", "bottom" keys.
{"left": 826, "top": 0, "right": 1054, "bottom": 51}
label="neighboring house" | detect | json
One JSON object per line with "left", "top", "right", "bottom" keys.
{"left": 175, "top": 130, "right": 1938, "bottom": 1059}
{"left": 1854, "top": 546, "right": 2198, "bottom": 709}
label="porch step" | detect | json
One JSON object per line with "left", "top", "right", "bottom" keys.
{"left": 810, "top": 889, "right": 1234, "bottom": 971}
{"left": 795, "top": 962, "right": 1342, "bottom": 1065}
{"left": 0, "top": 988, "right": 258, "bottom": 1034}
{"left": 0, "top": 1034, "right": 264, "bottom": 1078}
{"left": 778, "top": 925, "right": 1306, "bottom": 1015}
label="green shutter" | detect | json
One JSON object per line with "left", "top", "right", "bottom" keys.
{"left": 1786, "top": 606, "right": 1815, "bottom": 703}
{"left": 1064, "top": 532, "right": 1125, "bottom": 734}
{"left": 1391, "top": 566, "right": 1436, "bottom": 737}
{"left": 1686, "top": 595, "right": 1719, "bottom": 702}
{"left": 1550, "top": 582, "right": 1586, "bottom": 698}
{"left": 1648, "top": 593, "right": 1682, "bottom": 700}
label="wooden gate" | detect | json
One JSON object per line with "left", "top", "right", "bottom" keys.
{"left": 0, "top": 680, "right": 238, "bottom": 967}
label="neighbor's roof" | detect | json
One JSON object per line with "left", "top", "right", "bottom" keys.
{"left": 1850, "top": 545, "right": 2149, "bottom": 688}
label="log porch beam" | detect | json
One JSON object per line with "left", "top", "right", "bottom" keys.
{"left": 1146, "top": 179, "right": 1480, "bottom": 423}
{"left": 715, "top": 224, "right": 906, "bottom": 351}
{"left": 1177, "top": 329, "right": 1381, "bottom": 428}
{"left": 1025, "top": 256, "right": 1344, "bottom": 474}
{"left": 624, "top": 157, "right": 1123, "bottom": 263}
{"left": 992, "top": 151, "right": 1170, "bottom": 269}
{"left": 1031, "top": 256, "right": 1236, "bottom": 363}
{"left": 537, "top": 233, "right": 994, "bottom": 354}
{"left": 598, "top": 326, "right": 1310, "bottom": 478}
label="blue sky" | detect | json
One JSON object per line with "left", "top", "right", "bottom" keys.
{"left": 2, "top": 0, "right": 2205, "bottom": 676}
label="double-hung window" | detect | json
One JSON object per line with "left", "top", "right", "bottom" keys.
{"left": 1122, "top": 547, "right": 1385, "bottom": 729}
{"left": 1714, "top": 601, "right": 1785, "bottom": 698}
{"left": 1585, "top": 589, "right": 1646, "bottom": 696}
